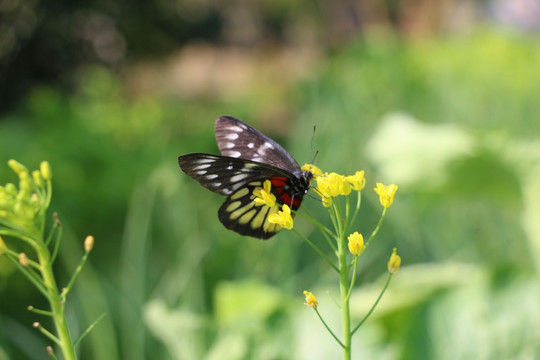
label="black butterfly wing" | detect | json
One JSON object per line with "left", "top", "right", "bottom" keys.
{"left": 217, "top": 180, "right": 283, "bottom": 239}
{"left": 178, "top": 153, "right": 293, "bottom": 196}
{"left": 214, "top": 116, "right": 303, "bottom": 176}
{"left": 178, "top": 153, "right": 306, "bottom": 239}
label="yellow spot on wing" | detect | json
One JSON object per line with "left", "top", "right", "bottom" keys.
{"left": 251, "top": 206, "right": 269, "bottom": 229}
{"left": 230, "top": 202, "right": 255, "bottom": 220}
{"left": 226, "top": 201, "right": 242, "bottom": 212}
{"left": 230, "top": 187, "right": 249, "bottom": 200}
{"left": 238, "top": 209, "right": 257, "bottom": 224}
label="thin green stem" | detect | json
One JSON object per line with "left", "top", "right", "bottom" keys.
{"left": 346, "top": 255, "right": 359, "bottom": 301}
{"left": 314, "top": 308, "right": 345, "bottom": 349}
{"left": 28, "top": 306, "right": 54, "bottom": 317}
{"left": 49, "top": 224, "right": 63, "bottom": 264}
{"left": 3, "top": 254, "right": 48, "bottom": 297}
{"left": 351, "top": 273, "right": 393, "bottom": 335}
{"left": 365, "top": 208, "right": 387, "bottom": 249}
{"left": 61, "top": 249, "right": 90, "bottom": 301}
{"left": 297, "top": 209, "right": 337, "bottom": 252}
{"left": 74, "top": 312, "right": 106, "bottom": 347}
{"left": 34, "top": 323, "right": 61, "bottom": 346}
{"left": 292, "top": 229, "right": 338, "bottom": 273}
{"left": 337, "top": 226, "right": 351, "bottom": 360}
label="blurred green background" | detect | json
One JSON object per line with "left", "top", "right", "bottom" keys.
{"left": 1, "top": 0, "right": 540, "bottom": 359}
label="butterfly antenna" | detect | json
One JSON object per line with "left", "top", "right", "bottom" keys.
{"left": 310, "top": 125, "right": 319, "bottom": 165}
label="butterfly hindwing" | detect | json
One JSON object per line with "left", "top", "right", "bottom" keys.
{"left": 215, "top": 116, "right": 303, "bottom": 176}
{"left": 218, "top": 180, "right": 283, "bottom": 239}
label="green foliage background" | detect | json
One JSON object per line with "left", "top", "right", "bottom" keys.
{"left": 1, "top": 25, "right": 540, "bottom": 359}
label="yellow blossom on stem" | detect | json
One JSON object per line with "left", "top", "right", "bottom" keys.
{"left": 387, "top": 248, "right": 401, "bottom": 274}
{"left": 253, "top": 180, "right": 276, "bottom": 207}
{"left": 314, "top": 172, "right": 351, "bottom": 207}
{"left": 346, "top": 171, "right": 366, "bottom": 191}
{"left": 374, "top": 183, "right": 398, "bottom": 208}
{"left": 347, "top": 232, "right": 364, "bottom": 256}
{"left": 301, "top": 163, "right": 323, "bottom": 177}
{"left": 303, "top": 290, "right": 318, "bottom": 309}
{"left": 268, "top": 204, "right": 294, "bottom": 229}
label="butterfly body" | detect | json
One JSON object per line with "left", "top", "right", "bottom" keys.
{"left": 178, "top": 116, "right": 312, "bottom": 239}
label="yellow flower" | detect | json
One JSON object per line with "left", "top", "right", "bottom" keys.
{"left": 303, "top": 290, "right": 318, "bottom": 309}
{"left": 40, "top": 161, "right": 52, "bottom": 180}
{"left": 253, "top": 180, "right": 276, "bottom": 207}
{"left": 301, "top": 163, "right": 323, "bottom": 177}
{"left": 347, "top": 232, "right": 364, "bottom": 255}
{"left": 314, "top": 172, "right": 351, "bottom": 207}
{"left": 268, "top": 204, "right": 294, "bottom": 229}
{"left": 373, "top": 183, "right": 398, "bottom": 208}
{"left": 387, "top": 248, "right": 401, "bottom": 274}
{"left": 346, "top": 171, "right": 366, "bottom": 191}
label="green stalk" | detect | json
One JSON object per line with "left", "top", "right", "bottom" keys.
{"left": 36, "top": 245, "right": 77, "bottom": 360}
{"left": 337, "top": 229, "right": 351, "bottom": 360}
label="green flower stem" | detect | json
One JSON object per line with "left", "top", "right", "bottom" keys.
{"left": 365, "top": 208, "right": 387, "bottom": 249}
{"left": 61, "top": 249, "right": 90, "bottom": 301}
{"left": 346, "top": 255, "right": 359, "bottom": 301}
{"left": 34, "top": 323, "right": 61, "bottom": 345}
{"left": 297, "top": 209, "right": 337, "bottom": 252}
{"left": 293, "top": 229, "right": 338, "bottom": 273}
{"left": 351, "top": 272, "right": 393, "bottom": 336}
{"left": 28, "top": 306, "right": 54, "bottom": 317}
{"left": 3, "top": 254, "right": 48, "bottom": 297}
{"left": 314, "top": 308, "right": 344, "bottom": 349}
{"left": 74, "top": 312, "right": 106, "bottom": 347}
{"left": 35, "top": 243, "right": 77, "bottom": 360}
{"left": 50, "top": 225, "right": 63, "bottom": 264}
{"left": 337, "top": 230, "right": 351, "bottom": 360}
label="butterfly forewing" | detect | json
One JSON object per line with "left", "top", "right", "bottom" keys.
{"left": 215, "top": 116, "right": 302, "bottom": 176}
{"left": 178, "top": 153, "right": 297, "bottom": 196}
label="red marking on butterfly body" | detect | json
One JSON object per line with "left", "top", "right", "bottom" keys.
{"left": 270, "top": 176, "right": 301, "bottom": 210}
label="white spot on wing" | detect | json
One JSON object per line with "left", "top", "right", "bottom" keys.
{"left": 206, "top": 174, "right": 218, "bottom": 180}
{"left": 193, "top": 158, "right": 215, "bottom": 164}
{"left": 228, "top": 151, "right": 242, "bottom": 157}
{"left": 222, "top": 188, "right": 232, "bottom": 195}
{"left": 247, "top": 143, "right": 254, "bottom": 148}
{"left": 226, "top": 165, "right": 234, "bottom": 170}
{"left": 213, "top": 182, "right": 222, "bottom": 187}
{"left": 224, "top": 142, "right": 235, "bottom": 149}
{"left": 194, "top": 164, "right": 211, "bottom": 170}
{"left": 263, "top": 142, "right": 274, "bottom": 149}
{"left": 226, "top": 133, "right": 239, "bottom": 140}
{"left": 230, "top": 173, "right": 249, "bottom": 183}
{"left": 196, "top": 170, "right": 207, "bottom": 175}
{"left": 229, "top": 126, "right": 244, "bottom": 133}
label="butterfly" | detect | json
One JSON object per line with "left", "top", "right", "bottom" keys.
{"left": 178, "top": 116, "right": 313, "bottom": 239}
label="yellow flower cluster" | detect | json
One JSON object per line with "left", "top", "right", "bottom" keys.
{"left": 303, "top": 164, "right": 368, "bottom": 209}
{"left": 0, "top": 160, "right": 52, "bottom": 228}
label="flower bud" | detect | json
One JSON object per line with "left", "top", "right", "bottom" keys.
{"left": 387, "top": 248, "right": 401, "bottom": 274}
